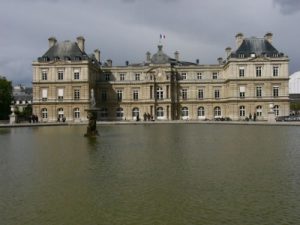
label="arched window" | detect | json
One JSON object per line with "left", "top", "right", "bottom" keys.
{"left": 274, "top": 105, "right": 279, "bottom": 116}
{"left": 156, "top": 107, "right": 164, "bottom": 118}
{"left": 214, "top": 106, "right": 221, "bottom": 117}
{"left": 156, "top": 87, "right": 164, "bottom": 100}
{"left": 58, "top": 108, "right": 64, "bottom": 119}
{"left": 74, "top": 108, "right": 80, "bottom": 119}
{"left": 132, "top": 107, "right": 139, "bottom": 119}
{"left": 116, "top": 107, "right": 124, "bottom": 118}
{"left": 198, "top": 106, "right": 205, "bottom": 117}
{"left": 100, "top": 108, "right": 108, "bottom": 118}
{"left": 181, "top": 107, "right": 189, "bottom": 117}
{"left": 239, "top": 106, "right": 245, "bottom": 117}
{"left": 41, "top": 108, "right": 48, "bottom": 119}
{"left": 256, "top": 105, "right": 262, "bottom": 116}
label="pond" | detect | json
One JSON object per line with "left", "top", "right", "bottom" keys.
{"left": 1, "top": 124, "right": 300, "bottom": 225}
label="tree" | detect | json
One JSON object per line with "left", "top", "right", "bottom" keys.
{"left": 0, "top": 76, "right": 13, "bottom": 120}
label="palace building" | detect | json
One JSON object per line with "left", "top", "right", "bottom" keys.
{"left": 32, "top": 33, "right": 290, "bottom": 122}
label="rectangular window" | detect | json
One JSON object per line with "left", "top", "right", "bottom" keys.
{"left": 117, "top": 90, "right": 123, "bottom": 101}
{"left": 182, "top": 89, "right": 187, "bottom": 100}
{"left": 256, "top": 86, "right": 262, "bottom": 97}
{"left": 58, "top": 70, "right": 64, "bottom": 80}
{"left": 256, "top": 66, "right": 262, "bottom": 77}
{"left": 239, "top": 67, "right": 245, "bottom": 77}
{"left": 105, "top": 73, "right": 110, "bottom": 81}
{"left": 120, "top": 73, "right": 125, "bottom": 81}
{"left": 181, "top": 72, "right": 187, "bottom": 80}
{"left": 74, "top": 69, "right": 80, "bottom": 80}
{"left": 58, "top": 88, "right": 64, "bottom": 100}
{"left": 273, "top": 66, "right": 279, "bottom": 77}
{"left": 197, "top": 72, "right": 202, "bottom": 80}
{"left": 214, "top": 89, "right": 220, "bottom": 99}
{"left": 273, "top": 86, "right": 279, "bottom": 97}
{"left": 212, "top": 72, "right": 218, "bottom": 80}
{"left": 239, "top": 86, "right": 245, "bottom": 98}
{"left": 133, "top": 90, "right": 139, "bottom": 100}
{"left": 42, "top": 89, "right": 48, "bottom": 101}
{"left": 198, "top": 89, "right": 204, "bottom": 99}
{"left": 135, "top": 73, "right": 140, "bottom": 81}
{"left": 41, "top": 70, "right": 48, "bottom": 80}
{"left": 101, "top": 90, "right": 107, "bottom": 101}
{"left": 74, "top": 89, "right": 80, "bottom": 100}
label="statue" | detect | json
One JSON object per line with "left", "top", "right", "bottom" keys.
{"left": 84, "top": 88, "right": 99, "bottom": 137}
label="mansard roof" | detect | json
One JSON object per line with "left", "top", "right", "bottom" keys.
{"left": 231, "top": 37, "right": 283, "bottom": 58}
{"left": 38, "top": 40, "right": 90, "bottom": 62}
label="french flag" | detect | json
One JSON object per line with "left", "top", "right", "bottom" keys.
{"left": 160, "top": 34, "right": 166, "bottom": 39}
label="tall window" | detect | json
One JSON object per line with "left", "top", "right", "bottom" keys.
{"left": 256, "top": 86, "right": 262, "bottom": 97}
{"left": 214, "top": 106, "right": 221, "bottom": 117}
{"left": 156, "top": 107, "right": 164, "bottom": 118}
{"left": 116, "top": 108, "right": 124, "bottom": 118}
{"left": 239, "top": 67, "right": 245, "bottom": 77}
{"left": 198, "top": 107, "right": 205, "bottom": 117}
{"left": 105, "top": 73, "right": 110, "bottom": 81}
{"left": 239, "top": 106, "right": 245, "bottom": 117}
{"left": 181, "top": 72, "right": 187, "bottom": 80}
{"left": 74, "top": 89, "right": 80, "bottom": 100}
{"left": 181, "top": 107, "right": 189, "bottom": 117}
{"left": 198, "top": 89, "right": 204, "bottom": 99}
{"left": 117, "top": 90, "right": 123, "bottom": 101}
{"left": 57, "top": 108, "right": 64, "bottom": 119}
{"left": 273, "top": 66, "right": 279, "bottom": 77}
{"left": 181, "top": 89, "right": 187, "bottom": 100}
{"left": 57, "top": 88, "right": 64, "bottom": 101}
{"left": 135, "top": 73, "right": 140, "bottom": 81}
{"left": 197, "top": 72, "right": 202, "bottom": 80}
{"left": 132, "top": 108, "right": 139, "bottom": 118}
{"left": 274, "top": 105, "right": 279, "bottom": 116}
{"left": 273, "top": 86, "right": 279, "bottom": 97}
{"left": 214, "top": 89, "right": 220, "bottom": 99}
{"left": 41, "top": 70, "right": 48, "bottom": 80}
{"left": 256, "top": 66, "right": 262, "bottom": 77}
{"left": 100, "top": 108, "right": 108, "bottom": 118}
{"left": 74, "top": 69, "right": 80, "bottom": 80}
{"left": 133, "top": 89, "right": 139, "bottom": 100}
{"left": 42, "top": 89, "right": 48, "bottom": 101}
{"left": 239, "top": 86, "right": 245, "bottom": 98}
{"left": 212, "top": 72, "right": 218, "bottom": 79}
{"left": 101, "top": 90, "right": 107, "bottom": 101}
{"left": 156, "top": 87, "right": 163, "bottom": 100}
{"left": 74, "top": 108, "right": 80, "bottom": 119}
{"left": 256, "top": 105, "right": 262, "bottom": 117}
{"left": 58, "top": 70, "right": 64, "bottom": 80}
{"left": 41, "top": 108, "right": 48, "bottom": 119}
{"left": 119, "top": 73, "right": 125, "bottom": 81}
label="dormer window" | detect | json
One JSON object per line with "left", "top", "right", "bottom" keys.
{"left": 42, "top": 57, "right": 49, "bottom": 62}
{"left": 54, "top": 56, "right": 60, "bottom": 61}
{"left": 238, "top": 54, "right": 244, "bottom": 58}
{"left": 74, "top": 56, "right": 81, "bottom": 61}
{"left": 250, "top": 53, "right": 256, "bottom": 58}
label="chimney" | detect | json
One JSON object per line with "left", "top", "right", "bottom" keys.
{"left": 107, "top": 59, "right": 112, "bottom": 67}
{"left": 146, "top": 51, "right": 151, "bottom": 62}
{"left": 264, "top": 32, "right": 273, "bottom": 44}
{"left": 125, "top": 61, "right": 129, "bottom": 66}
{"left": 217, "top": 57, "right": 223, "bottom": 65}
{"left": 48, "top": 37, "right": 57, "bottom": 48}
{"left": 77, "top": 36, "right": 85, "bottom": 52}
{"left": 94, "top": 49, "right": 100, "bottom": 62}
{"left": 235, "top": 33, "right": 244, "bottom": 48}
{"left": 196, "top": 59, "right": 200, "bottom": 64}
{"left": 174, "top": 51, "right": 179, "bottom": 61}
{"left": 225, "top": 47, "right": 232, "bottom": 58}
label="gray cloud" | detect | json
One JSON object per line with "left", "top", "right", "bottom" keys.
{"left": 274, "top": 0, "right": 300, "bottom": 14}
{"left": 1, "top": 0, "right": 300, "bottom": 85}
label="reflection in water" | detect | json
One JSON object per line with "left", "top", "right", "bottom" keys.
{"left": 0, "top": 124, "right": 300, "bottom": 225}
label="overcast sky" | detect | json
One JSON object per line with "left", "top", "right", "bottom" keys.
{"left": 1, "top": 0, "right": 300, "bottom": 86}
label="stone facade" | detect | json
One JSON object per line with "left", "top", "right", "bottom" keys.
{"left": 32, "top": 33, "right": 290, "bottom": 122}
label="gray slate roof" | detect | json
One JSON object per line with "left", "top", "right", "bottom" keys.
{"left": 232, "top": 37, "right": 283, "bottom": 58}
{"left": 38, "top": 41, "right": 89, "bottom": 62}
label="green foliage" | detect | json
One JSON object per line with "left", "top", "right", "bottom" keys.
{"left": 0, "top": 76, "right": 13, "bottom": 120}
